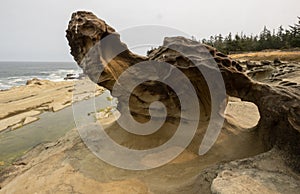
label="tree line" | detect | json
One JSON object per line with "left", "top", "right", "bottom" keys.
{"left": 201, "top": 17, "right": 300, "bottom": 54}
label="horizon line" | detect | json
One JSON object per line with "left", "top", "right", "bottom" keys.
{"left": 0, "top": 60, "right": 75, "bottom": 63}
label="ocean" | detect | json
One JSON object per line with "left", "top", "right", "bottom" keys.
{"left": 0, "top": 61, "right": 82, "bottom": 90}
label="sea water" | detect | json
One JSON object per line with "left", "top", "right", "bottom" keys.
{"left": 0, "top": 61, "right": 82, "bottom": 90}
{"left": 0, "top": 91, "right": 114, "bottom": 168}
{"left": 0, "top": 61, "right": 85, "bottom": 167}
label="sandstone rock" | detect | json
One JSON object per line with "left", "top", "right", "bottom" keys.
{"left": 25, "top": 78, "right": 43, "bottom": 85}
{"left": 225, "top": 100, "right": 260, "bottom": 131}
{"left": 66, "top": 11, "right": 244, "bottom": 121}
{"left": 2, "top": 11, "right": 297, "bottom": 194}
{"left": 23, "top": 117, "right": 39, "bottom": 125}
{"left": 51, "top": 102, "right": 70, "bottom": 112}
{"left": 66, "top": 12, "right": 300, "bottom": 171}
{"left": 0, "top": 79, "right": 104, "bottom": 132}
{"left": 210, "top": 149, "right": 300, "bottom": 194}
{"left": 0, "top": 110, "right": 40, "bottom": 132}
{"left": 211, "top": 170, "right": 280, "bottom": 194}
{"left": 11, "top": 123, "right": 22, "bottom": 130}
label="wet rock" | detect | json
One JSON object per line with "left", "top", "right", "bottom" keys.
{"left": 64, "top": 73, "right": 77, "bottom": 80}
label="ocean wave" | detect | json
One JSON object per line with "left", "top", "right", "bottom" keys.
{"left": 0, "top": 82, "right": 11, "bottom": 90}
{"left": 0, "top": 68, "right": 83, "bottom": 90}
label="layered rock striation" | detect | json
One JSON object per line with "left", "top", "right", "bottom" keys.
{"left": 66, "top": 12, "right": 300, "bottom": 170}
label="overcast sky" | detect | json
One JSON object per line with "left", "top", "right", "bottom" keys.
{"left": 0, "top": 0, "right": 299, "bottom": 62}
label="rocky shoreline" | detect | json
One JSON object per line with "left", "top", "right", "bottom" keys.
{"left": 0, "top": 11, "right": 299, "bottom": 194}
{"left": 0, "top": 68, "right": 299, "bottom": 193}
{"left": 0, "top": 108, "right": 298, "bottom": 193}
{"left": 0, "top": 78, "right": 104, "bottom": 132}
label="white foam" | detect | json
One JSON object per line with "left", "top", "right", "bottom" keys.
{"left": 0, "top": 68, "right": 83, "bottom": 90}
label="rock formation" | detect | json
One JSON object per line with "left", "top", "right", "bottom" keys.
{"left": 0, "top": 78, "right": 104, "bottom": 133}
{"left": 0, "top": 10, "right": 299, "bottom": 194}
{"left": 66, "top": 11, "right": 300, "bottom": 170}
{"left": 66, "top": 12, "right": 245, "bottom": 122}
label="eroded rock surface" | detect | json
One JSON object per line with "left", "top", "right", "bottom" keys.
{"left": 66, "top": 11, "right": 244, "bottom": 122}
{"left": 199, "top": 149, "right": 300, "bottom": 194}
{"left": 0, "top": 78, "right": 104, "bottom": 132}
{"left": 0, "top": 11, "right": 299, "bottom": 194}
{"left": 66, "top": 11, "right": 300, "bottom": 167}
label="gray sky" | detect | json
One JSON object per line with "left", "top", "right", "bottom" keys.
{"left": 0, "top": 0, "right": 299, "bottom": 62}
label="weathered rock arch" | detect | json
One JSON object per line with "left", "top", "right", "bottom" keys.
{"left": 66, "top": 11, "right": 300, "bottom": 170}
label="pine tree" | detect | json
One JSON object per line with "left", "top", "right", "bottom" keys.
{"left": 203, "top": 16, "right": 300, "bottom": 52}
{"left": 289, "top": 16, "right": 300, "bottom": 47}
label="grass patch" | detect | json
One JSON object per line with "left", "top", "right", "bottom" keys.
{"left": 229, "top": 51, "right": 300, "bottom": 62}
